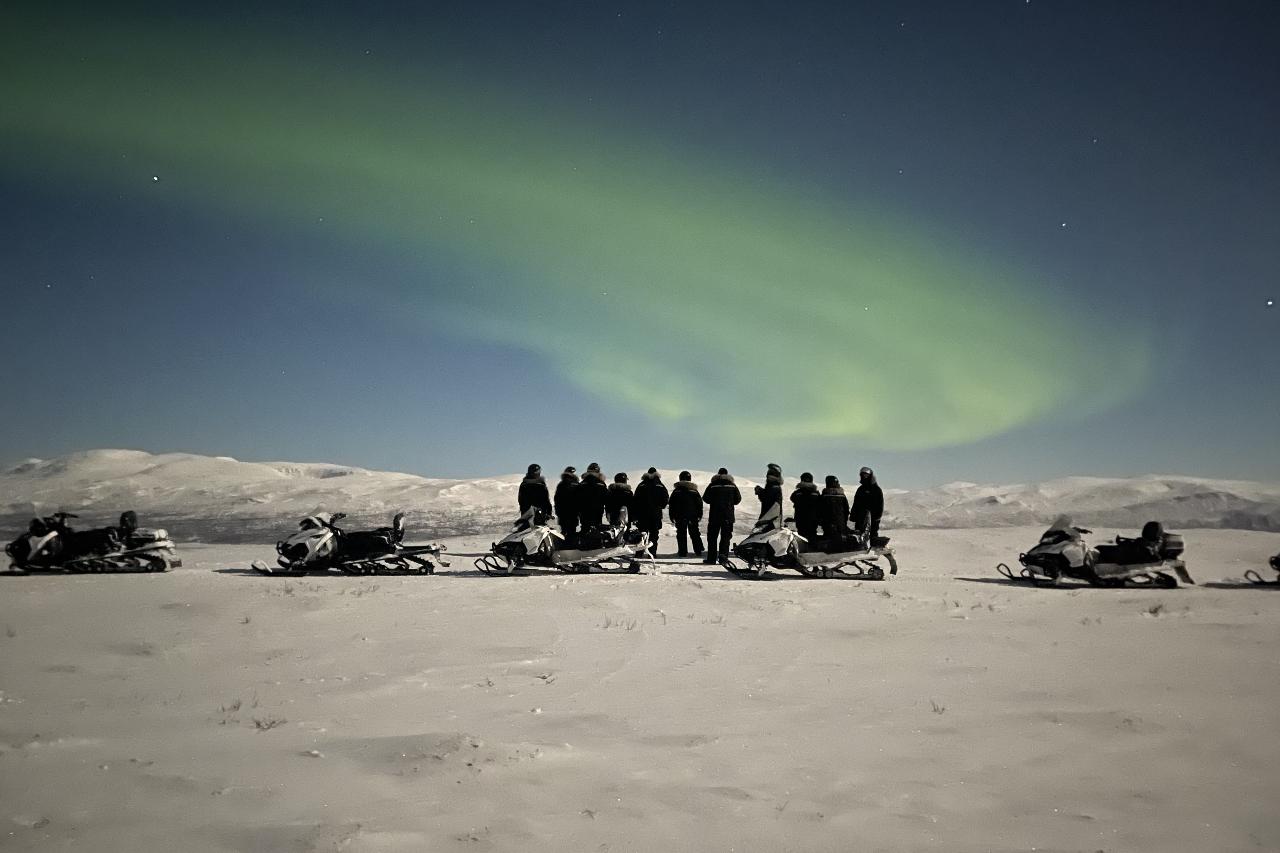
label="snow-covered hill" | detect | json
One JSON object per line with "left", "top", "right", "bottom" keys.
{"left": 2, "top": 450, "right": 1279, "bottom": 542}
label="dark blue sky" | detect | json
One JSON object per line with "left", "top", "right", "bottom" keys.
{"left": 1, "top": 1, "right": 1276, "bottom": 485}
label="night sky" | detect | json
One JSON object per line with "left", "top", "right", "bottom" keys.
{"left": 1, "top": 1, "right": 1276, "bottom": 485}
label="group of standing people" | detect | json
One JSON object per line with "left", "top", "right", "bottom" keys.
{"left": 515, "top": 462, "right": 885, "bottom": 563}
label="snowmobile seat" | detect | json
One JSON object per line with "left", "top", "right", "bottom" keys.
{"left": 68, "top": 527, "right": 122, "bottom": 556}
{"left": 341, "top": 530, "right": 396, "bottom": 560}
{"left": 576, "top": 526, "right": 617, "bottom": 551}
{"left": 1097, "top": 537, "right": 1160, "bottom": 566}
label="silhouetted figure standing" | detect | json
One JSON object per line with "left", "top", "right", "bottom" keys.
{"left": 754, "top": 463, "right": 783, "bottom": 519}
{"left": 703, "top": 467, "right": 742, "bottom": 564}
{"left": 554, "top": 466, "right": 580, "bottom": 545}
{"left": 606, "top": 472, "right": 634, "bottom": 527}
{"left": 789, "top": 472, "right": 822, "bottom": 544}
{"left": 577, "top": 462, "right": 608, "bottom": 531}
{"left": 851, "top": 466, "right": 884, "bottom": 542}
{"left": 820, "top": 474, "right": 850, "bottom": 552}
{"left": 633, "top": 467, "right": 669, "bottom": 557}
{"left": 518, "top": 464, "right": 552, "bottom": 518}
{"left": 668, "top": 470, "right": 704, "bottom": 558}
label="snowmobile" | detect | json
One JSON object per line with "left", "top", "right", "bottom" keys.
{"left": 474, "top": 507, "right": 653, "bottom": 575}
{"left": 997, "top": 516, "right": 1193, "bottom": 588}
{"left": 251, "top": 511, "right": 448, "bottom": 576}
{"left": 5, "top": 511, "right": 182, "bottom": 574}
{"left": 724, "top": 504, "right": 898, "bottom": 580}
{"left": 1243, "top": 552, "right": 1280, "bottom": 586}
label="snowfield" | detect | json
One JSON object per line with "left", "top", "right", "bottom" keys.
{"left": 3, "top": 450, "right": 1280, "bottom": 543}
{"left": 1, "top": 528, "right": 1278, "bottom": 852}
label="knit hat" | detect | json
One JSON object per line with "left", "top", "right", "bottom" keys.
{"left": 800, "top": 472, "right": 814, "bottom": 483}
{"left": 679, "top": 470, "right": 692, "bottom": 481}
{"left": 825, "top": 474, "right": 839, "bottom": 488}
{"left": 717, "top": 467, "right": 728, "bottom": 475}
{"left": 767, "top": 463, "right": 782, "bottom": 477}
{"left": 563, "top": 465, "right": 576, "bottom": 475}
{"left": 527, "top": 463, "right": 541, "bottom": 476}
{"left": 614, "top": 472, "right": 628, "bottom": 483}
{"left": 647, "top": 467, "right": 658, "bottom": 474}
{"left": 587, "top": 462, "right": 601, "bottom": 474}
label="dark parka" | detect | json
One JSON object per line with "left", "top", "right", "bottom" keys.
{"left": 518, "top": 476, "right": 553, "bottom": 516}
{"left": 821, "top": 478, "right": 850, "bottom": 534}
{"left": 851, "top": 471, "right": 885, "bottom": 534}
{"left": 576, "top": 471, "right": 609, "bottom": 528}
{"left": 554, "top": 471, "right": 579, "bottom": 521}
{"left": 633, "top": 472, "right": 670, "bottom": 525}
{"left": 605, "top": 482, "right": 634, "bottom": 526}
{"left": 703, "top": 473, "right": 743, "bottom": 522}
{"left": 755, "top": 474, "right": 783, "bottom": 518}
{"left": 789, "top": 480, "right": 822, "bottom": 534}
{"left": 668, "top": 480, "right": 703, "bottom": 522}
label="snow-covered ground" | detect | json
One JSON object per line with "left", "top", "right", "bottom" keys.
{"left": 1, "top": 527, "right": 1279, "bottom": 852}
{"left": 3, "top": 450, "right": 1280, "bottom": 544}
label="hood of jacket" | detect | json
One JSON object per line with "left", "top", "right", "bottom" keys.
{"left": 673, "top": 479, "right": 700, "bottom": 492}
{"left": 521, "top": 475, "right": 546, "bottom": 486}
{"left": 641, "top": 470, "right": 664, "bottom": 483}
{"left": 559, "top": 472, "right": 580, "bottom": 485}
{"left": 791, "top": 481, "right": 819, "bottom": 495}
{"left": 822, "top": 485, "right": 846, "bottom": 497}
{"left": 581, "top": 471, "right": 606, "bottom": 485}
{"left": 608, "top": 482, "right": 633, "bottom": 495}
{"left": 764, "top": 473, "right": 783, "bottom": 487}
{"left": 709, "top": 473, "right": 736, "bottom": 486}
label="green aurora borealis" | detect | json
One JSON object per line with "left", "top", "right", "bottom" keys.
{"left": 1, "top": 14, "right": 1150, "bottom": 453}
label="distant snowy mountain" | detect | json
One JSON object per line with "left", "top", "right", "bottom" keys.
{"left": 2, "top": 450, "right": 1278, "bottom": 542}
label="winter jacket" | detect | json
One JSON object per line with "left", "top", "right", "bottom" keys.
{"left": 851, "top": 480, "right": 884, "bottom": 532}
{"left": 668, "top": 480, "right": 703, "bottom": 522}
{"left": 606, "top": 482, "right": 634, "bottom": 526}
{"left": 576, "top": 472, "right": 609, "bottom": 528}
{"left": 517, "top": 476, "right": 552, "bottom": 516}
{"left": 703, "top": 473, "right": 743, "bottom": 522}
{"left": 789, "top": 481, "right": 822, "bottom": 531}
{"left": 821, "top": 485, "right": 850, "bottom": 532}
{"left": 554, "top": 472, "right": 579, "bottom": 518}
{"left": 755, "top": 474, "right": 783, "bottom": 518}
{"left": 633, "top": 473, "right": 670, "bottom": 525}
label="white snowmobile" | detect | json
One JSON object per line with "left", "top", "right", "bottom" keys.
{"left": 474, "top": 507, "right": 653, "bottom": 575}
{"left": 1243, "top": 552, "right": 1280, "bottom": 586}
{"left": 725, "top": 503, "right": 898, "bottom": 580}
{"left": 5, "top": 511, "right": 182, "bottom": 574}
{"left": 251, "top": 511, "right": 448, "bottom": 576}
{"left": 997, "top": 516, "right": 1193, "bottom": 588}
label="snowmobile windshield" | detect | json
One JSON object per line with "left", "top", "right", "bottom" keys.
{"left": 1046, "top": 514, "right": 1075, "bottom": 533}
{"left": 753, "top": 503, "right": 782, "bottom": 531}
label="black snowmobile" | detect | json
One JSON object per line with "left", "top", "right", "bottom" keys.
{"left": 725, "top": 503, "right": 898, "bottom": 580}
{"left": 251, "top": 511, "right": 448, "bottom": 576}
{"left": 997, "top": 518, "right": 1193, "bottom": 587}
{"left": 5, "top": 511, "right": 182, "bottom": 574}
